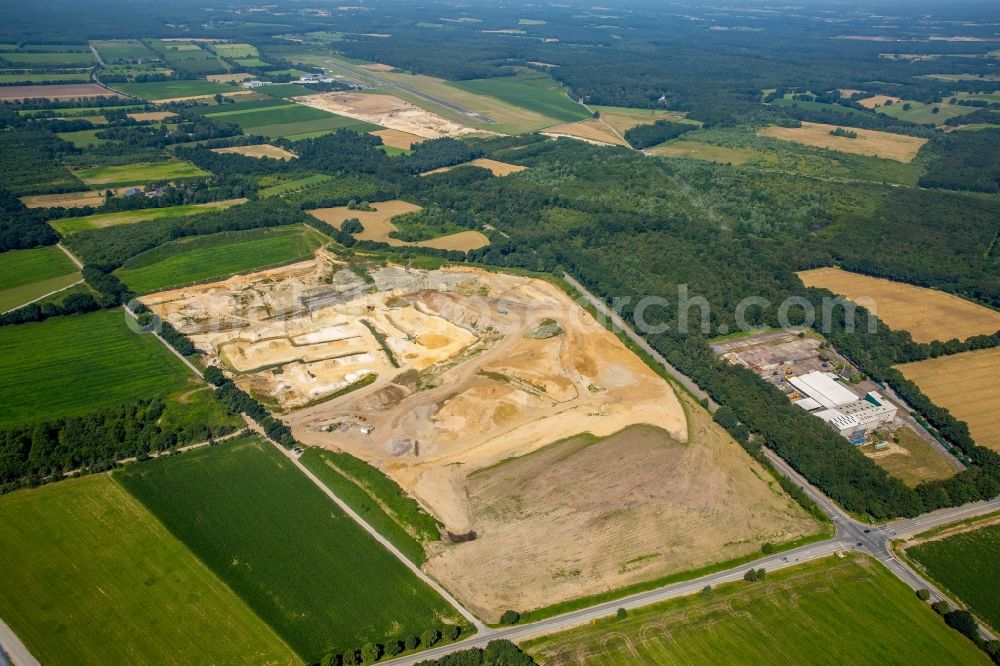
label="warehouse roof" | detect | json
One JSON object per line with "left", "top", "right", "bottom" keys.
{"left": 788, "top": 371, "right": 859, "bottom": 409}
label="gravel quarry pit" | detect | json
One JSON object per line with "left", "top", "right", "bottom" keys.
{"left": 142, "top": 254, "right": 815, "bottom": 620}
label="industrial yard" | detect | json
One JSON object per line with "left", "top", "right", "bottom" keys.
{"left": 713, "top": 330, "right": 961, "bottom": 482}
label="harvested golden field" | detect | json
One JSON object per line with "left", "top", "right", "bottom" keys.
{"left": 421, "top": 158, "right": 528, "bottom": 177}
{"left": 857, "top": 95, "right": 903, "bottom": 108}
{"left": 20, "top": 190, "right": 106, "bottom": 209}
{"left": 896, "top": 348, "right": 1000, "bottom": 452}
{"left": 592, "top": 106, "right": 694, "bottom": 135}
{"left": 542, "top": 119, "right": 626, "bottom": 146}
{"left": 798, "top": 267, "right": 1000, "bottom": 343}
{"left": 369, "top": 128, "right": 424, "bottom": 149}
{"left": 758, "top": 122, "right": 927, "bottom": 162}
{"left": 212, "top": 144, "right": 297, "bottom": 160}
{"left": 126, "top": 111, "right": 177, "bottom": 122}
{"left": 860, "top": 427, "right": 958, "bottom": 487}
{"left": 294, "top": 92, "right": 481, "bottom": 139}
{"left": 307, "top": 200, "right": 489, "bottom": 252}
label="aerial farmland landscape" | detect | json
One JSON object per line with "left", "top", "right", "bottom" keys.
{"left": 1, "top": 0, "right": 999, "bottom": 665}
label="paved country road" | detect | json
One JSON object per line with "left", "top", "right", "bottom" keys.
{"left": 0, "top": 616, "right": 39, "bottom": 666}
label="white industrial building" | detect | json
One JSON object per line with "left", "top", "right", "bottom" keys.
{"left": 789, "top": 372, "right": 897, "bottom": 444}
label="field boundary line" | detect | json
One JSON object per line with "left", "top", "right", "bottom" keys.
{"left": 56, "top": 242, "right": 84, "bottom": 269}
{"left": 245, "top": 416, "right": 489, "bottom": 633}
{"left": 1, "top": 277, "right": 83, "bottom": 314}
{"left": 120, "top": 305, "right": 204, "bottom": 377}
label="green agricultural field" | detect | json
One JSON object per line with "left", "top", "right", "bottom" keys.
{"left": 877, "top": 100, "right": 978, "bottom": 125}
{"left": 0, "top": 245, "right": 80, "bottom": 312}
{"left": 908, "top": 523, "right": 1000, "bottom": 632}
{"left": 771, "top": 95, "right": 872, "bottom": 118}
{"left": 213, "top": 43, "right": 259, "bottom": 58}
{"left": 50, "top": 199, "right": 245, "bottom": 235}
{"left": 116, "top": 224, "right": 325, "bottom": 292}
{"left": 258, "top": 173, "right": 332, "bottom": 197}
{"left": 235, "top": 58, "right": 269, "bottom": 68}
{"left": 113, "top": 79, "right": 233, "bottom": 100}
{"left": 90, "top": 39, "right": 157, "bottom": 61}
{"left": 0, "top": 475, "right": 297, "bottom": 666}
{"left": 451, "top": 73, "right": 591, "bottom": 124}
{"left": 72, "top": 160, "right": 210, "bottom": 188}
{"left": 217, "top": 103, "right": 337, "bottom": 129}
{"left": 0, "top": 71, "right": 90, "bottom": 83}
{"left": 255, "top": 83, "right": 322, "bottom": 98}
{"left": 523, "top": 555, "right": 988, "bottom": 665}
{"left": 198, "top": 99, "right": 290, "bottom": 116}
{"left": 0, "top": 51, "right": 94, "bottom": 66}
{"left": 115, "top": 436, "right": 464, "bottom": 662}
{"left": 0, "top": 308, "right": 192, "bottom": 427}
{"left": 253, "top": 115, "right": 380, "bottom": 139}
{"left": 299, "top": 448, "right": 440, "bottom": 565}
{"left": 55, "top": 128, "right": 105, "bottom": 148}
{"left": 19, "top": 104, "right": 146, "bottom": 117}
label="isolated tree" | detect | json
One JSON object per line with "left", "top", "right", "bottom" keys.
{"left": 761, "top": 542, "right": 774, "bottom": 554}
{"left": 932, "top": 600, "right": 951, "bottom": 615}
{"left": 447, "top": 624, "right": 462, "bottom": 640}
{"left": 616, "top": 608, "right": 628, "bottom": 620}
{"left": 214, "top": 93, "right": 224, "bottom": 105}
{"left": 500, "top": 610, "right": 521, "bottom": 625}
{"left": 701, "top": 585, "right": 713, "bottom": 599}
{"left": 916, "top": 588, "right": 931, "bottom": 601}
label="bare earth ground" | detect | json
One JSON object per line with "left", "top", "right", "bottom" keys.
{"left": 896, "top": 348, "right": 1000, "bottom": 452}
{"left": 143, "top": 257, "right": 814, "bottom": 621}
{"left": 359, "top": 63, "right": 396, "bottom": 72}
{"left": 541, "top": 120, "right": 627, "bottom": 146}
{"left": 421, "top": 158, "right": 528, "bottom": 176}
{"left": 758, "top": 122, "right": 927, "bottom": 162}
{"left": 294, "top": 91, "right": 483, "bottom": 139}
{"left": 127, "top": 111, "right": 177, "bottom": 122}
{"left": 307, "top": 200, "right": 490, "bottom": 252}
{"left": 0, "top": 84, "right": 124, "bottom": 101}
{"left": 369, "top": 128, "right": 425, "bottom": 149}
{"left": 207, "top": 72, "right": 253, "bottom": 83}
{"left": 212, "top": 144, "right": 297, "bottom": 160}
{"left": 857, "top": 95, "right": 904, "bottom": 108}
{"left": 424, "top": 405, "right": 816, "bottom": 620}
{"left": 152, "top": 91, "right": 253, "bottom": 104}
{"left": 797, "top": 267, "right": 1000, "bottom": 343}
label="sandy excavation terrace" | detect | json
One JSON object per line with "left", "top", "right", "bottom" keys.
{"left": 141, "top": 251, "right": 478, "bottom": 410}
